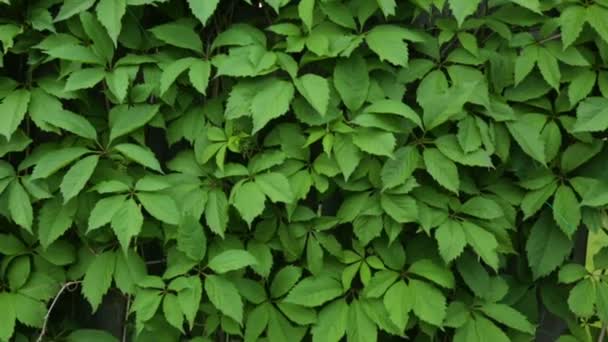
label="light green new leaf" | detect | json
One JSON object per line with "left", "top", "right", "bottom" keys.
{"left": 114, "top": 143, "right": 163, "bottom": 173}
{"left": 137, "top": 192, "right": 180, "bottom": 225}
{"left": 284, "top": 276, "right": 343, "bottom": 307}
{"left": 177, "top": 214, "right": 207, "bottom": 261}
{"left": 111, "top": 199, "right": 143, "bottom": 252}
{"left": 205, "top": 275, "right": 243, "bottom": 323}
{"left": 109, "top": 104, "right": 160, "bottom": 142}
{"left": 88, "top": 195, "right": 126, "bottom": 232}
{"left": 60, "top": 155, "right": 99, "bottom": 203}
{"left": 255, "top": 172, "right": 293, "bottom": 203}
{"left": 334, "top": 54, "right": 369, "bottom": 112}
{"left": 251, "top": 79, "right": 294, "bottom": 133}
{"left": 560, "top": 6, "right": 586, "bottom": 49}
{"left": 448, "top": 0, "right": 482, "bottom": 26}
{"left": 295, "top": 74, "right": 329, "bottom": 116}
{"left": 9, "top": 180, "right": 32, "bottom": 232}
{"left": 96, "top": 0, "right": 126, "bottom": 45}
{"left": 410, "top": 279, "right": 446, "bottom": 326}
{"left": 435, "top": 220, "right": 466, "bottom": 263}
{"left": 377, "top": 0, "right": 396, "bottom": 17}
{"left": 573, "top": 97, "right": 608, "bottom": 132}
{"left": 38, "top": 198, "right": 77, "bottom": 248}
{"left": 232, "top": 181, "right": 266, "bottom": 226}
{"left": 187, "top": 0, "right": 220, "bottom": 26}
{"left": 149, "top": 21, "right": 203, "bottom": 53}
{"left": 208, "top": 249, "right": 258, "bottom": 273}
{"left": 82, "top": 251, "right": 116, "bottom": 312}
{"left": 552, "top": 185, "right": 580, "bottom": 237}
{"left": 587, "top": 5, "right": 608, "bottom": 45}
{"left": 64, "top": 68, "right": 106, "bottom": 91}
{"left": 423, "top": 148, "right": 459, "bottom": 193}
{"left": 189, "top": 60, "right": 211, "bottom": 95}
{"left": 352, "top": 129, "right": 395, "bottom": 157}
{"left": 0, "top": 89, "right": 30, "bottom": 139}
{"left": 526, "top": 211, "right": 573, "bottom": 279}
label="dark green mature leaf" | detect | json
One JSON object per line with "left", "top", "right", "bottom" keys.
{"left": 9, "top": 180, "right": 33, "bottom": 232}
{"left": 296, "top": 74, "right": 329, "bottom": 116}
{"left": 0, "top": 89, "right": 30, "bottom": 139}
{"left": 573, "top": 97, "right": 608, "bottom": 132}
{"left": 208, "top": 249, "right": 258, "bottom": 273}
{"left": 60, "top": 155, "right": 99, "bottom": 203}
{"left": 526, "top": 211, "right": 573, "bottom": 279}
{"left": 284, "top": 276, "right": 343, "bottom": 307}
{"left": 448, "top": 0, "right": 481, "bottom": 26}
{"left": 82, "top": 251, "right": 116, "bottom": 312}
{"left": 410, "top": 279, "right": 446, "bottom": 326}
{"left": 205, "top": 275, "right": 243, "bottom": 323}
{"left": 251, "top": 78, "right": 294, "bottom": 133}
{"left": 334, "top": 54, "right": 369, "bottom": 112}
{"left": 423, "top": 148, "right": 459, "bottom": 193}
{"left": 149, "top": 20, "right": 204, "bottom": 52}
{"left": 109, "top": 104, "right": 159, "bottom": 142}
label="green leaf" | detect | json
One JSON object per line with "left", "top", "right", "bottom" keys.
{"left": 334, "top": 54, "right": 369, "bottom": 112}
{"left": 586, "top": 5, "right": 608, "bottom": 45}
{"left": 380, "top": 146, "right": 419, "bottom": 190}
{"left": 362, "top": 270, "right": 399, "bottom": 298}
{"left": 352, "top": 128, "right": 395, "bottom": 157}
{"left": 435, "top": 219, "right": 467, "bottom": 263}
{"left": 311, "top": 299, "right": 348, "bottom": 342}
{"left": 558, "top": 264, "right": 587, "bottom": 284}
{"left": 37, "top": 198, "right": 77, "bottom": 248}
{"left": 82, "top": 251, "right": 116, "bottom": 312}
{"left": 462, "top": 221, "right": 499, "bottom": 270}
{"left": 448, "top": 0, "right": 481, "bottom": 26}
{"left": 55, "top": 0, "right": 96, "bottom": 21}
{"left": 567, "top": 278, "right": 595, "bottom": 317}
{"left": 454, "top": 315, "right": 511, "bottom": 342}
{"left": 43, "top": 109, "right": 98, "bottom": 140}
{"left": 284, "top": 276, "right": 343, "bottom": 307}
{"left": 64, "top": 67, "right": 106, "bottom": 91}
{"left": 88, "top": 195, "right": 126, "bottom": 232}
{"left": 111, "top": 198, "right": 143, "bottom": 252}
{"left": 526, "top": 211, "right": 573, "bottom": 279}
{"left": 160, "top": 57, "right": 196, "bottom": 95}
{"left": 298, "top": 0, "right": 314, "bottom": 31}
{"left": 163, "top": 294, "right": 185, "bottom": 332}
{"left": 333, "top": 133, "right": 361, "bottom": 181}
{"left": 204, "top": 275, "right": 243, "bottom": 323}
{"left": 205, "top": 189, "right": 228, "bottom": 237}
{"left": 560, "top": 6, "right": 587, "bottom": 49}
{"left": 149, "top": 21, "right": 203, "bottom": 53}
{"left": 347, "top": 300, "right": 377, "bottom": 342}
{"left": 596, "top": 282, "right": 608, "bottom": 323}
{"left": 377, "top": 0, "right": 396, "bottom": 17}
{"left": 409, "top": 259, "right": 455, "bottom": 289}
{"left": 514, "top": 46, "right": 537, "bottom": 85}
{"left": 0, "top": 89, "right": 30, "bottom": 139}
{"left": 187, "top": 0, "right": 220, "bottom": 26}
{"left": 208, "top": 249, "right": 258, "bottom": 274}
{"left": 271, "top": 266, "right": 302, "bottom": 299}
{"left": 7, "top": 256, "right": 30, "bottom": 291}
{"left": 363, "top": 99, "right": 422, "bottom": 127}
{"left": 31, "top": 147, "right": 90, "bottom": 179}
{"left": 479, "top": 303, "right": 535, "bottom": 334}
{"left": 573, "top": 97, "right": 608, "bottom": 132}
{"left": 245, "top": 303, "right": 270, "bottom": 342}
{"left": 60, "top": 155, "right": 99, "bottom": 203}
{"left": 105, "top": 67, "right": 129, "bottom": 103}
{"left": 189, "top": 60, "right": 211, "bottom": 95}
{"left": 537, "top": 48, "right": 560, "bottom": 90}
{"left": 295, "top": 74, "right": 329, "bottom": 116}
{"left": 384, "top": 281, "right": 412, "bottom": 331}
{"left": 506, "top": 118, "right": 546, "bottom": 164}
{"left": 114, "top": 143, "right": 163, "bottom": 173}
{"left": 137, "top": 192, "right": 180, "bottom": 225}
{"left": 410, "top": 279, "right": 446, "bottom": 326}
{"left": 552, "top": 185, "right": 580, "bottom": 237}
{"left": 255, "top": 172, "right": 293, "bottom": 203}
{"left": 423, "top": 148, "right": 459, "bottom": 193}
{"left": 9, "top": 180, "right": 33, "bottom": 232}
{"left": 13, "top": 293, "right": 45, "bottom": 328}
{"left": 250, "top": 78, "right": 295, "bottom": 133}
{"left": 232, "top": 181, "right": 266, "bottom": 226}
{"left": 109, "top": 104, "right": 159, "bottom": 142}
{"left": 568, "top": 69, "right": 596, "bottom": 105}
{"left": 0, "top": 293, "right": 15, "bottom": 341}
{"left": 177, "top": 214, "right": 206, "bottom": 261}
{"left": 460, "top": 196, "right": 503, "bottom": 219}
{"left": 44, "top": 44, "right": 105, "bottom": 65}
{"left": 380, "top": 194, "right": 417, "bottom": 223}
{"left": 366, "top": 25, "right": 412, "bottom": 66}
{"left": 508, "top": 0, "right": 540, "bottom": 13}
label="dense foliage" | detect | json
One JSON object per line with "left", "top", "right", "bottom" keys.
{"left": 1, "top": 0, "right": 608, "bottom": 341}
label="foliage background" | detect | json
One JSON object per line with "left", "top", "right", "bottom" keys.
{"left": 1, "top": 0, "right": 608, "bottom": 341}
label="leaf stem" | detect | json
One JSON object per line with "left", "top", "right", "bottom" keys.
{"left": 36, "top": 281, "right": 81, "bottom": 342}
